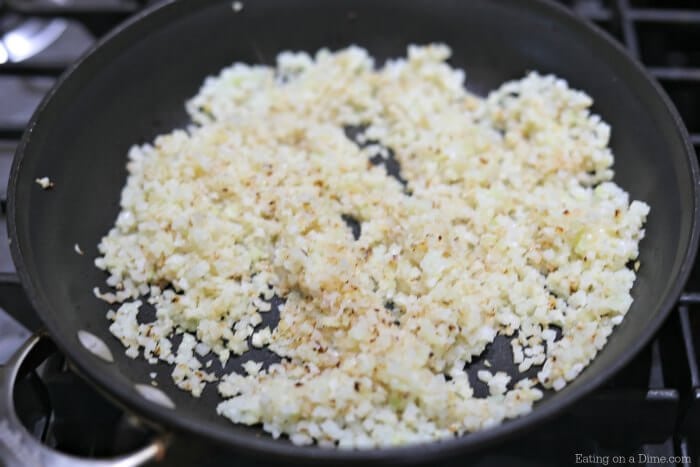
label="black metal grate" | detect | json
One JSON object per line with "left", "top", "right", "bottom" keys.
{"left": 570, "top": 2, "right": 700, "bottom": 463}
{"left": 0, "top": 1, "right": 698, "bottom": 466}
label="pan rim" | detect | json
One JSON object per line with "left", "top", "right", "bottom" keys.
{"left": 7, "top": 0, "right": 700, "bottom": 463}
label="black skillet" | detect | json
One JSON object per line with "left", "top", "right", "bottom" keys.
{"left": 2, "top": 0, "right": 699, "bottom": 465}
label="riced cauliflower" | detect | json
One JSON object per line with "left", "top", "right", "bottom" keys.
{"left": 96, "top": 44, "right": 649, "bottom": 448}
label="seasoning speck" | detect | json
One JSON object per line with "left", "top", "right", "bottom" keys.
{"left": 74, "top": 243, "right": 84, "bottom": 255}
{"left": 232, "top": 1, "right": 243, "bottom": 12}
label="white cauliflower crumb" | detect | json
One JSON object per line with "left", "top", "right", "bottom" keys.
{"left": 251, "top": 327, "right": 272, "bottom": 348}
{"left": 242, "top": 360, "right": 263, "bottom": 376}
{"left": 35, "top": 177, "right": 54, "bottom": 189}
{"left": 487, "top": 372, "right": 512, "bottom": 396}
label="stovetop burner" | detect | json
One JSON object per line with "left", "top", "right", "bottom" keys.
{"left": 0, "top": 1, "right": 699, "bottom": 466}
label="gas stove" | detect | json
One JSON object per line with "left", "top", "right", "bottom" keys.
{"left": 0, "top": 1, "right": 699, "bottom": 466}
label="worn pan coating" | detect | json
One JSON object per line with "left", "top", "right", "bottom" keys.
{"left": 7, "top": 0, "right": 699, "bottom": 464}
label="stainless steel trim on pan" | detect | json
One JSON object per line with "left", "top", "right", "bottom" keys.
{"left": 0, "top": 335, "right": 169, "bottom": 467}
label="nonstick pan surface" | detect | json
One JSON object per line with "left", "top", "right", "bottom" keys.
{"left": 8, "top": 0, "right": 700, "bottom": 464}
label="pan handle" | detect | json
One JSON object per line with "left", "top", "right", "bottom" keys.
{"left": 0, "top": 335, "right": 169, "bottom": 467}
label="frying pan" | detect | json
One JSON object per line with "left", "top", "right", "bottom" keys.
{"left": 1, "top": 0, "right": 698, "bottom": 465}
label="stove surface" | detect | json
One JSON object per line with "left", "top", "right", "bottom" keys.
{"left": 0, "top": 1, "right": 699, "bottom": 466}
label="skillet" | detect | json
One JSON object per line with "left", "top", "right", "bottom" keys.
{"left": 2, "top": 0, "right": 699, "bottom": 465}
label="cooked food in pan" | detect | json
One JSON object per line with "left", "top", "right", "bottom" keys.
{"left": 94, "top": 44, "right": 649, "bottom": 448}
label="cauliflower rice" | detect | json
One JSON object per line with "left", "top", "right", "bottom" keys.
{"left": 95, "top": 44, "right": 649, "bottom": 448}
